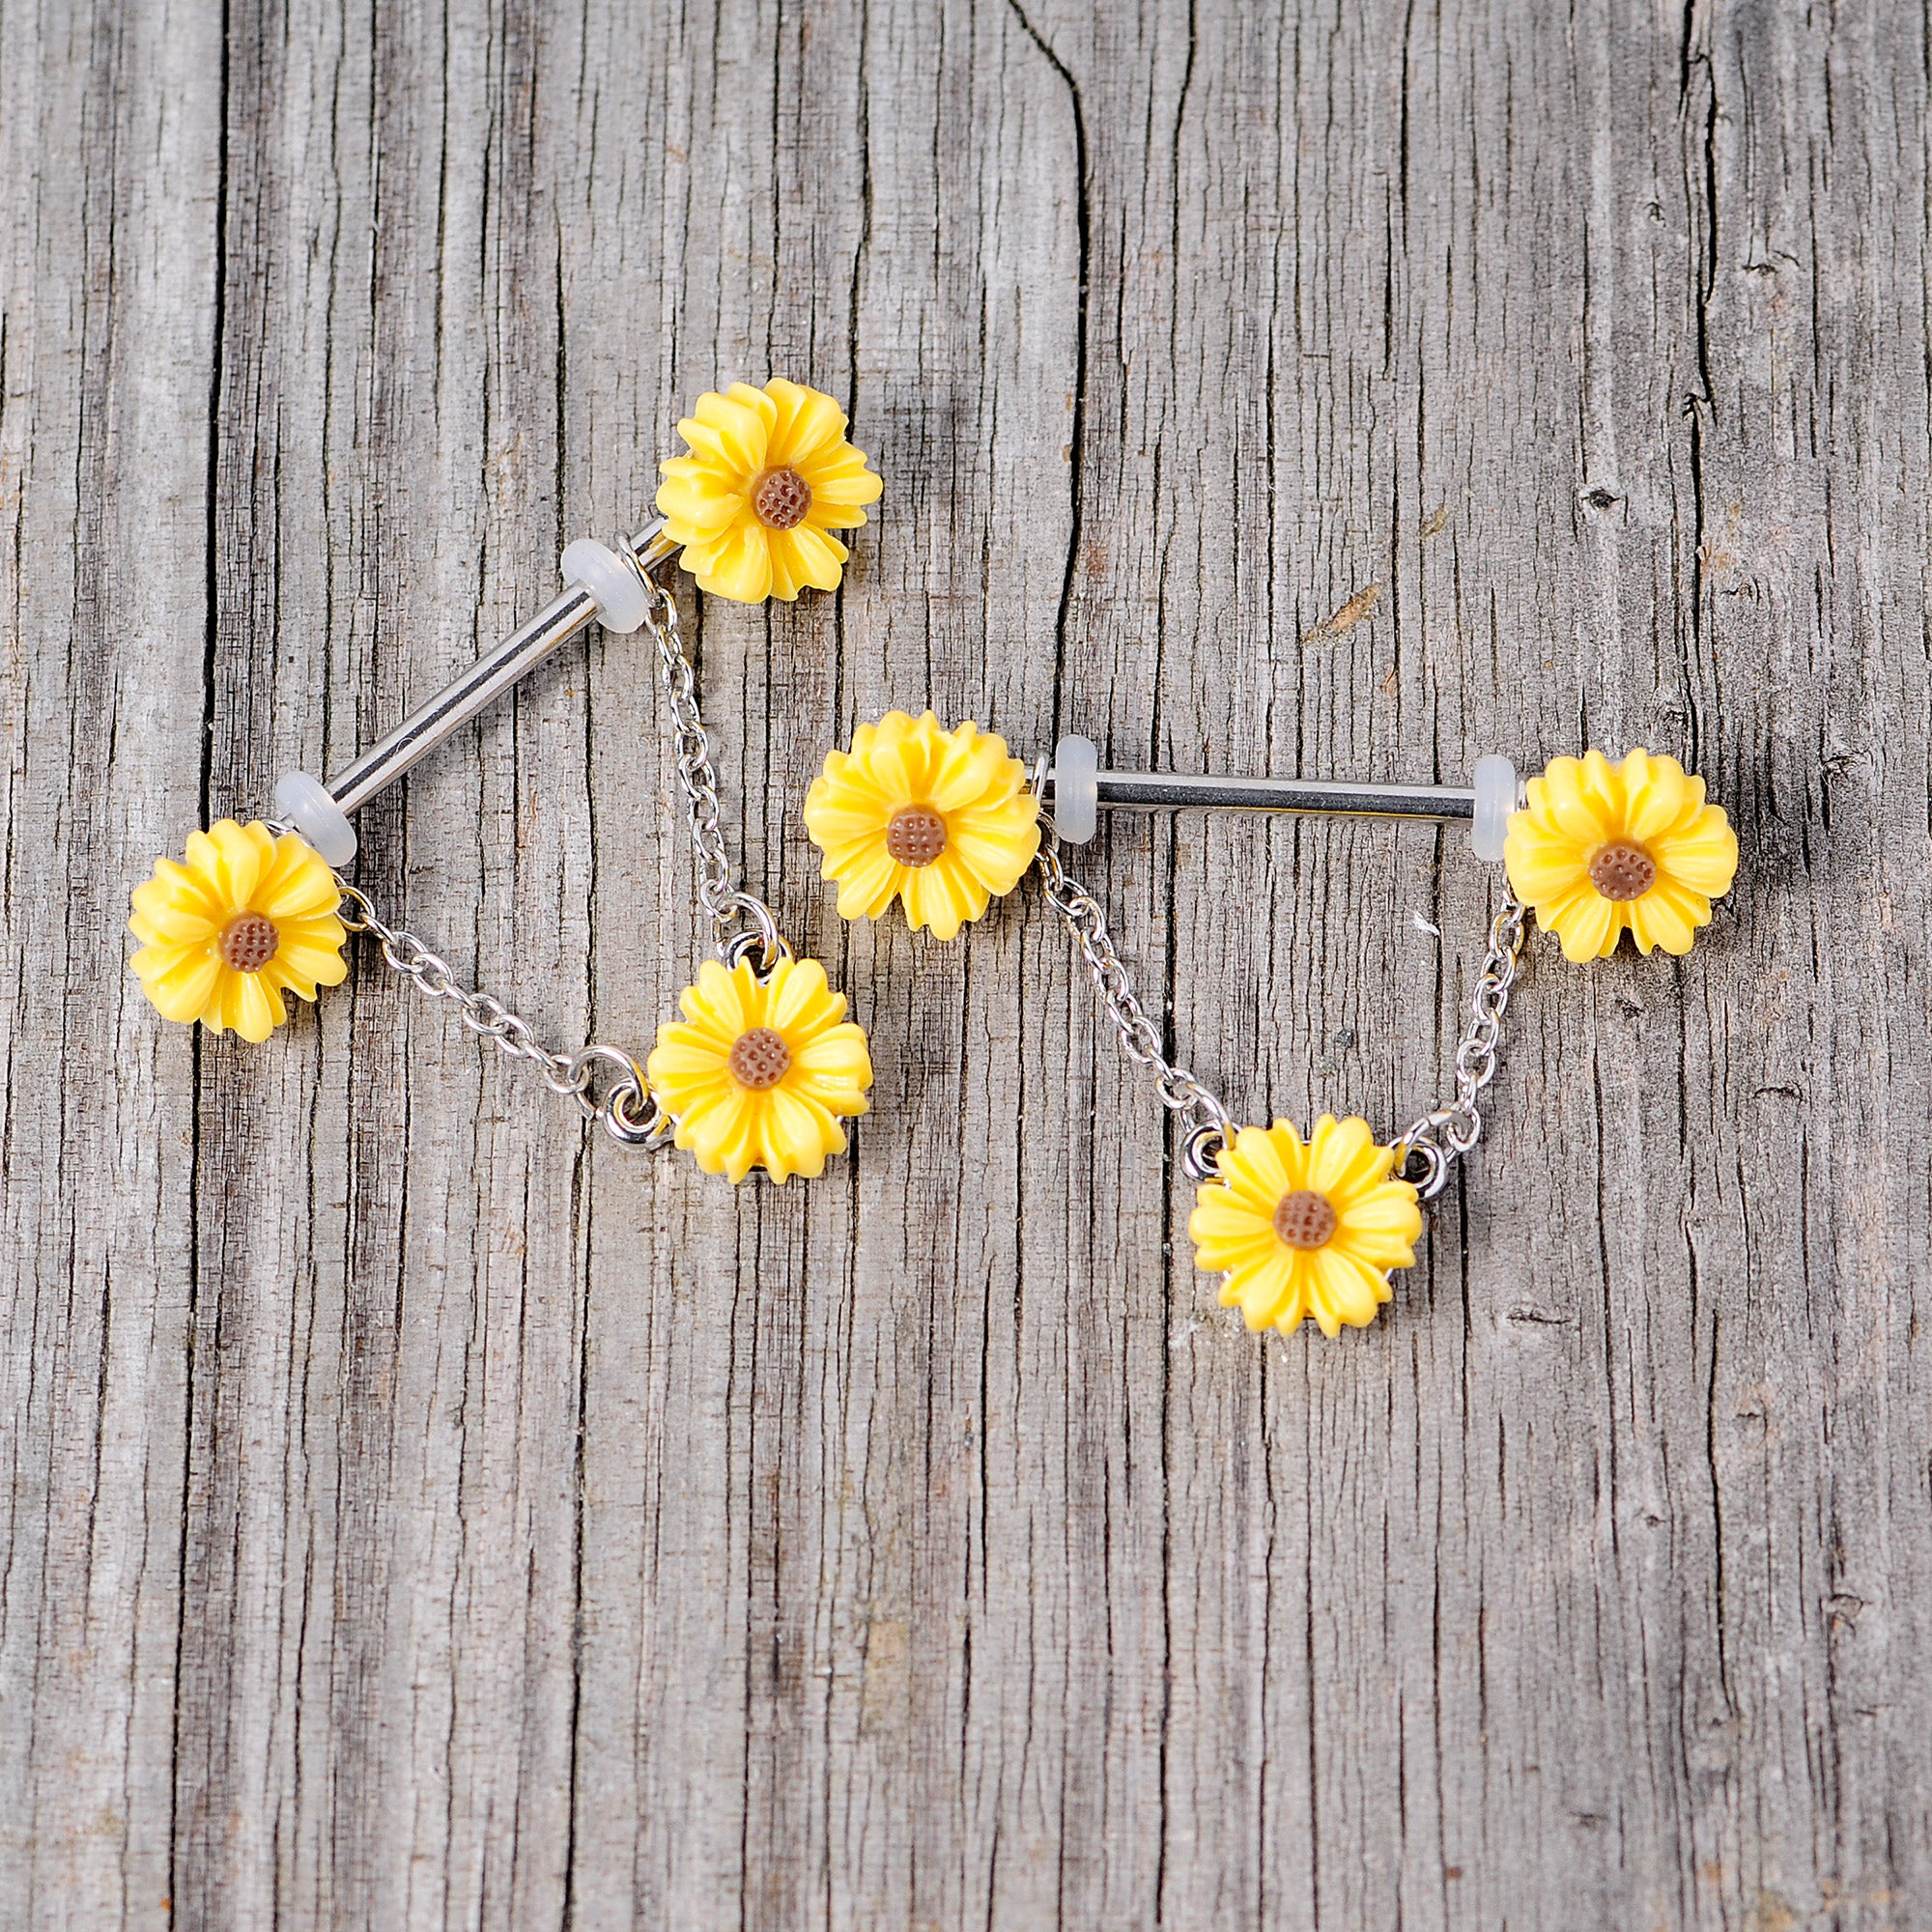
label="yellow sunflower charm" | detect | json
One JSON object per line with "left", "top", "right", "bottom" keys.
{"left": 803, "top": 711, "right": 1041, "bottom": 941}
{"left": 1189, "top": 1116, "right": 1423, "bottom": 1338}
{"left": 644, "top": 954, "right": 873, "bottom": 1183}
{"left": 128, "top": 820, "right": 350, "bottom": 1041}
{"left": 655, "top": 377, "right": 883, "bottom": 604}
{"left": 1504, "top": 748, "right": 1739, "bottom": 962}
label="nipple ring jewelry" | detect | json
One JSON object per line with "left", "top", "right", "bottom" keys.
{"left": 805, "top": 712, "right": 1740, "bottom": 1336}
{"left": 130, "top": 377, "right": 882, "bottom": 1185}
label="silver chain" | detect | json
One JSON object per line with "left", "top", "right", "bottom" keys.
{"left": 1034, "top": 831, "right": 1236, "bottom": 1179}
{"left": 332, "top": 878, "right": 671, "bottom": 1147}
{"left": 1390, "top": 890, "right": 1528, "bottom": 1200}
{"left": 1034, "top": 805, "right": 1527, "bottom": 1202}
{"left": 311, "top": 550, "right": 1531, "bottom": 1184}
{"left": 640, "top": 574, "right": 785, "bottom": 968}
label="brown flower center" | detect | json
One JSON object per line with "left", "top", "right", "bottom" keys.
{"left": 885, "top": 807, "right": 949, "bottom": 868}
{"left": 1588, "top": 840, "right": 1657, "bottom": 901}
{"left": 218, "top": 912, "right": 280, "bottom": 974}
{"left": 728, "top": 1027, "right": 792, "bottom": 1091}
{"left": 1273, "top": 1189, "right": 1338, "bottom": 1250}
{"left": 753, "top": 467, "right": 812, "bottom": 530}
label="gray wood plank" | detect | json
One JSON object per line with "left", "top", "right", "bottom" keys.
{"left": 0, "top": 1, "right": 222, "bottom": 1925}
{"left": 4, "top": 1, "right": 1929, "bottom": 1927}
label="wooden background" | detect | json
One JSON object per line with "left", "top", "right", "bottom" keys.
{"left": 4, "top": 0, "right": 1928, "bottom": 1926}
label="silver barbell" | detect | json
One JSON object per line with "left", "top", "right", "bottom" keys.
{"left": 1042, "top": 735, "right": 1520, "bottom": 863}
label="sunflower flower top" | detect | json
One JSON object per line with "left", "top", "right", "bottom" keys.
{"left": 1189, "top": 1116, "right": 1423, "bottom": 1338}
{"left": 644, "top": 954, "right": 872, "bottom": 1183}
{"left": 803, "top": 711, "right": 1042, "bottom": 942}
{"left": 129, "top": 820, "right": 349, "bottom": 1041}
{"left": 1504, "top": 748, "right": 1738, "bottom": 962}
{"left": 655, "top": 378, "right": 883, "bottom": 604}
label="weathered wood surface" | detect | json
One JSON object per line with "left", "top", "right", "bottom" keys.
{"left": 4, "top": 0, "right": 1929, "bottom": 1925}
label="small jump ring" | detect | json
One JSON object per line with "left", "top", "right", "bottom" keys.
{"left": 603, "top": 1079, "right": 670, "bottom": 1148}
{"left": 1398, "top": 1139, "right": 1452, "bottom": 1202}
{"left": 717, "top": 895, "right": 789, "bottom": 975}
{"left": 1179, "top": 1123, "right": 1227, "bottom": 1182}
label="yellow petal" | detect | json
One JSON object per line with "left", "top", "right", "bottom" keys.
{"left": 862, "top": 725, "right": 920, "bottom": 805}
{"left": 224, "top": 969, "right": 286, "bottom": 1043}
{"left": 1627, "top": 881, "right": 1702, "bottom": 955}
{"left": 801, "top": 475, "right": 883, "bottom": 523}
{"left": 1337, "top": 1183, "right": 1424, "bottom": 1248}
{"left": 765, "top": 955, "right": 839, "bottom": 1034}
{"left": 1310, "top": 1248, "right": 1392, "bottom": 1332}
{"left": 1340, "top": 1227, "right": 1423, "bottom": 1271}
{"left": 795, "top": 441, "right": 879, "bottom": 486}
{"left": 273, "top": 911, "right": 349, "bottom": 952}
{"left": 790, "top": 1026, "right": 874, "bottom": 1109}
{"left": 688, "top": 387, "right": 772, "bottom": 473}
{"left": 772, "top": 524, "right": 847, "bottom": 595}
{"left": 1189, "top": 1187, "right": 1273, "bottom": 1246}
{"left": 646, "top": 1032, "right": 733, "bottom": 1091}
{"left": 807, "top": 792, "right": 895, "bottom": 844}
{"left": 138, "top": 853, "right": 224, "bottom": 920}
{"left": 689, "top": 523, "right": 774, "bottom": 604}
{"left": 899, "top": 859, "right": 980, "bottom": 941}
{"left": 764, "top": 529, "right": 806, "bottom": 602}
{"left": 128, "top": 880, "right": 219, "bottom": 945}
{"left": 1540, "top": 882, "right": 1619, "bottom": 960}
{"left": 765, "top": 379, "right": 849, "bottom": 467}
{"left": 948, "top": 820, "right": 1040, "bottom": 898}
{"left": 680, "top": 958, "right": 755, "bottom": 1038}
{"left": 254, "top": 838, "right": 341, "bottom": 921}
{"left": 190, "top": 820, "right": 267, "bottom": 912}
{"left": 655, "top": 469, "right": 748, "bottom": 534}
{"left": 1193, "top": 1223, "right": 1284, "bottom": 1281}
{"left": 1503, "top": 830, "right": 1589, "bottom": 903}
{"left": 828, "top": 845, "right": 905, "bottom": 921}
{"left": 1227, "top": 1251, "right": 1302, "bottom": 1331}
{"left": 674, "top": 1085, "right": 759, "bottom": 1183}
{"left": 1304, "top": 1114, "right": 1379, "bottom": 1198}
{"left": 267, "top": 946, "right": 342, "bottom": 996}
{"left": 759, "top": 1087, "right": 845, "bottom": 1182}
{"left": 1617, "top": 749, "right": 1688, "bottom": 844}
{"left": 1241, "top": 1124, "right": 1303, "bottom": 1201}
{"left": 1653, "top": 809, "right": 1739, "bottom": 896}
{"left": 133, "top": 945, "right": 223, "bottom": 1024}
{"left": 724, "top": 381, "right": 781, "bottom": 433}
{"left": 1533, "top": 757, "right": 1614, "bottom": 848}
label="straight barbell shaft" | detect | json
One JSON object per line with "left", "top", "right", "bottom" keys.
{"left": 1088, "top": 769, "right": 1475, "bottom": 821}
{"left": 324, "top": 519, "right": 677, "bottom": 813}
{"left": 327, "top": 584, "right": 597, "bottom": 812}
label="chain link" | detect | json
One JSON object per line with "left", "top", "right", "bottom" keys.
{"left": 639, "top": 574, "right": 785, "bottom": 967}
{"left": 332, "top": 881, "right": 673, "bottom": 1146}
{"left": 1034, "top": 832, "right": 1236, "bottom": 1176}
{"left": 1391, "top": 891, "right": 1529, "bottom": 1200}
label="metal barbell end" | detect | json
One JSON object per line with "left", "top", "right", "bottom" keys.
{"left": 1045, "top": 735, "right": 1519, "bottom": 864}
